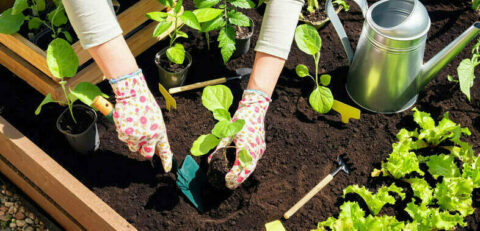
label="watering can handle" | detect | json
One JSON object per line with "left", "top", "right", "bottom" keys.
{"left": 326, "top": 0, "right": 368, "bottom": 64}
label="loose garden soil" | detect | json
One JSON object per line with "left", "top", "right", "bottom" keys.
{"left": 0, "top": 0, "right": 479, "bottom": 230}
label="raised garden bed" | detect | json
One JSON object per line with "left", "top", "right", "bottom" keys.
{"left": 0, "top": 0, "right": 180, "bottom": 101}
{"left": 0, "top": 0, "right": 479, "bottom": 230}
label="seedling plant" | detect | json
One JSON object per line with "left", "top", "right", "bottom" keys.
{"left": 448, "top": 38, "right": 480, "bottom": 102}
{"left": 193, "top": 0, "right": 255, "bottom": 63}
{"left": 190, "top": 85, "right": 252, "bottom": 168}
{"left": 314, "top": 108, "right": 479, "bottom": 230}
{"left": 294, "top": 24, "right": 334, "bottom": 114}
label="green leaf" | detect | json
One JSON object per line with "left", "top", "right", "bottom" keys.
{"left": 63, "top": 31, "right": 73, "bottom": 43}
{"left": 194, "top": 0, "right": 222, "bottom": 8}
{"left": 153, "top": 21, "right": 173, "bottom": 37}
{"left": 0, "top": 8, "right": 25, "bottom": 34}
{"left": 157, "top": 0, "right": 174, "bottom": 8}
{"left": 175, "top": 30, "right": 188, "bottom": 39}
{"left": 47, "top": 5, "right": 68, "bottom": 27}
{"left": 36, "top": 0, "right": 46, "bottom": 11}
{"left": 12, "top": 0, "right": 28, "bottom": 15}
{"left": 218, "top": 25, "right": 236, "bottom": 63}
{"left": 35, "top": 94, "right": 55, "bottom": 115}
{"left": 202, "top": 85, "right": 233, "bottom": 112}
{"left": 317, "top": 202, "right": 366, "bottom": 230}
{"left": 145, "top": 11, "right": 168, "bottom": 21}
{"left": 238, "top": 149, "right": 252, "bottom": 168}
{"left": 457, "top": 58, "right": 475, "bottom": 101}
{"left": 320, "top": 74, "right": 331, "bottom": 86}
{"left": 174, "top": 0, "right": 182, "bottom": 14}
{"left": 424, "top": 154, "right": 460, "bottom": 179}
{"left": 190, "top": 134, "right": 220, "bottom": 156}
{"left": 179, "top": 11, "right": 201, "bottom": 30}
{"left": 213, "top": 109, "right": 231, "bottom": 121}
{"left": 363, "top": 215, "right": 405, "bottom": 231}
{"left": 447, "top": 74, "right": 458, "bottom": 83}
{"left": 309, "top": 86, "right": 333, "bottom": 114}
{"left": 28, "top": 17, "right": 43, "bottom": 30}
{"left": 463, "top": 155, "right": 480, "bottom": 187}
{"left": 166, "top": 43, "right": 185, "bottom": 64}
{"left": 229, "top": 0, "right": 256, "bottom": 8}
{"left": 295, "top": 64, "right": 309, "bottom": 78}
{"left": 405, "top": 200, "right": 465, "bottom": 230}
{"left": 69, "top": 82, "right": 108, "bottom": 107}
{"left": 212, "top": 119, "right": 245, "bottom": 138}
{"left": 294, "top": 24, "right": 322, "bottom": 55}
{"left": 434, "top": 177, "right": 474, "bottom": 216}
{"left": 200, "top": 15, "right": 224, "bottom": 32}
{"left": 382, "top": 144, "right": 424, "bottom": 179}
{"left": 412, "top": 107, "right": 435, "bottom": 130}
{"left": 447, "top": 142, "right": 476, "bottom": 165}
{"left": 405, "top": 178, "right": 433, "bottom": 206}
{"left": 474, "top": 0, "right": 480, "bottom": 10}
{"left": 343, "top": 184, "right": 405, "bottom": 215}
{"left": 46, "top": 38, "right": 79, "bottom": 78}
{"left": 193, "top": 8, "right": 223, "bottom": 23}
{"left": 228, "top": 11, "right": 251, "bottom": 27}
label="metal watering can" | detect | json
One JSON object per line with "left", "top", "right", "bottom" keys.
{"left": 326, "top": 0, "right": 480, "bottom": 113}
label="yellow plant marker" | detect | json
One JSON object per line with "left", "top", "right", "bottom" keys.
{"left": 331, "top": 100, "right": 361, "bottom": 124}
{"left": 265, "top": 220, "right": 286, "bottom": 231}
{"left": 159, "top": 83, "right": 177, "bottom": 111}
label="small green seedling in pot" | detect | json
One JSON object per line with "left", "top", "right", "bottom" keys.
{"left": 190, "top": 85, "right": 251, "bottom": 168}
{"left": 294, "top": 24, "right": 333, "bottom": 114}
{"left": 448, "top": 38, "right": 480, "bottom": 102}
{"left": 146, "top": 0, "right": 202, "bottom": 65}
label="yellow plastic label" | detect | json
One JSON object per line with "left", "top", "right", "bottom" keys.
{"left": 331, "top": 100, "right": 361, "bottom": 124}
{"left": 159, "top": 83, "right": 177, "bottom": 111}
{"left": 265, "top": 220, "right": 286, "bottom": 231}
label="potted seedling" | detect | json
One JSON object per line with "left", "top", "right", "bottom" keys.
{"left": 189, "top": 85, "right": 252, "bottom": 188}
{"left": 147, "top": 0, "right": 197, "bottom": 89}
{"left": 294, "top": 24, "right": 334, "bottom": 113}
{"left": 193, "top": 0, "right": 255, "bottom": 63}
{"left": 299, "top": 0, "right": 349, "bottom": 29}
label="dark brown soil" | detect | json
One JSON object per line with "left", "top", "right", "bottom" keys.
{"left": 57, "top": 106, "right": 95, "bottom": 134}
{"left": 235, "top": 25, "right": 252, "bottom": 39}
{"left": 301, "top": 7, "right": 328, "bottom": 23}
{"left": 0, "top": 0, "right": 479, "bottom": 230}
{"left": 158, "top": 55, "right": 188, "bottom": 73}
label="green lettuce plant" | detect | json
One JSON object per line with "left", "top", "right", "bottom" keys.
{"left": 315, "top": 108, "right": 479, "bottom": 230}
{"left": 190, "top": 85, "right": 252, "bottom": 168}
{"left": 448, "top": 38, "right": 480, "bottom": 102}
{"left": 193, "top": 0, "right": 254, "bottom": 63}
{"left": 294, "top": 24, "right": 334, "bottom": 114}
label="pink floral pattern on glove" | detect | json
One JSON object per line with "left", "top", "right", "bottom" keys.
{"left": 209, "top": 90, "right": 271, "bottom": 189}
{"left": 110, "top": 70, "right": 173, "bottom": 172}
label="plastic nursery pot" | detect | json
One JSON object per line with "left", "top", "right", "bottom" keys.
{"left": 56, "top": 104, "right": 100, "bottom": 154}
{"left": 232, "top": 17, "right": 255, "bottom": 59}
{"left": 155, "top": 47, "right": 193, "bottom": 89}
{"left": 299, "top": 6, "right": 343, "bottom": 29}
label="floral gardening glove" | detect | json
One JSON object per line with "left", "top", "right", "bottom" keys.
{"left": 110, "top": 69, "right": 173, "bottom": 172}
{"left": 209, "top": 89, "right": 271, "bottom": 189}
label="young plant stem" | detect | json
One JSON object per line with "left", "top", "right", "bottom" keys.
{"left": 314, "top": 52, "right": 320, "bottom": 87}
{"left": 60, "top": 81, "right": 77, "bottom": 124}
{"left": 205, "top": 32, "right": 210, "bottom": 50}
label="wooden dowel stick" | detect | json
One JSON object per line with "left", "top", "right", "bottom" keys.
{"left": 168, "top": 77, "right": 227, "bottom": 94}
{"left": 283, "top": 174, "right": 334, "bottom": 219}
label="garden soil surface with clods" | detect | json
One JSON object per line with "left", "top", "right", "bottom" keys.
{"left": 0, "top": 0, "right": 479, "bottom": 230}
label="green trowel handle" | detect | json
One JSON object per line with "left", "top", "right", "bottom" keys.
{"left": 92, "top": 96, "right": 114, "bottom": 123}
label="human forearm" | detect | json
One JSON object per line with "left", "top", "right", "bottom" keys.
{"left": 247, "top": 52, "right": 285, "bottom": 97}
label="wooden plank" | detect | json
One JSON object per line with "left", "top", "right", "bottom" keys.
{"left": 72, "top": 0, "right": 166, "bottom": 69}
{"left": 0, "top": 44, "right": 57, "bottom": 97}
{"left": 0, "top": 156, "right": 82, "bottom": 231}
{"left": 0, "top": 33, "right": 54, "bottom": 79}
{"left": 0, "top": 116, "right": 137, "bottom": 231}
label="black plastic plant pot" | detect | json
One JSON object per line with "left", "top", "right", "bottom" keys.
{"left": 155, "top": 47, "right": 193, "bottom": 89}
{"left": 56, "top": 104, "right": 100, "bottom": 154}
{"left": 232, "top": 17, "right": 255, "bottom": 59}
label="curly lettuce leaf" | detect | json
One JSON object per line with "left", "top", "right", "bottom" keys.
{"left": 434, "top": 177, "right": 474, "bottom": 216}
{"left": 405, "top": 178, "right": 434, "bottom": 206}
{"left": 343, "top": 184, "right": 405, "bottom": 215}
{"left": 405, "top": 200, "right": 465, "bottom": 230}
{"left": 463, "top": 155, "right": 480, "bottom": 188}
{"left": 424, "top": 154, "right": 461, "bottom": 179}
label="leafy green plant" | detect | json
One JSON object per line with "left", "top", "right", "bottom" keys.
{"left": 193, "top": 0, "right": 254, "bottom": 63}
{"left": 448, "top": 38, "right": 480, "bottom": 102}
{"left": 315, "top": 108, "right": 479, "bottom": 230}
{"left": 190, "top": 85, "right": 251, "bottom": 168}
{"left": 472, "top": 0, "right": 480, "bottom": 11}
{"left": 294, "top": 24, "right": 333, "bottom": 114}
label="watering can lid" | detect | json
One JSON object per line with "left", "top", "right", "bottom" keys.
{"left": 367, "top": 0, "right": 431, "bottom": 40}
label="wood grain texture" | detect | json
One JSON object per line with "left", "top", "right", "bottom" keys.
{"left": 0, "top": 116, "right": 137, "bottom": 231}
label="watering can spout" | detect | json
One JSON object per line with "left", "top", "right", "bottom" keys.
{"left": 418, "top": 22, "right": 480, "bottom": 91}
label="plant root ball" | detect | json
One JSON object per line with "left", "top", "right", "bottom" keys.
{"left": 207, "top": 148, "right": 236, "bottom": 190}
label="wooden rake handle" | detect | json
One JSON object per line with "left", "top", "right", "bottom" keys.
{"left": 283, "top": 174, "right": 334, "bottom": 219}
{"left": 168, "top": 77, "right": 227, "bottom": 94}
{"left": 92, "top": 96, "right": 114, "bottom": 122}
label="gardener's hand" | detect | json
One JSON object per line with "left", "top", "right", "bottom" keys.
{"left": 109, "top": 69, "right": 173, "bottom": 172}
{"left": 209, "top": 90, "right": 271, "bottom": 189}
